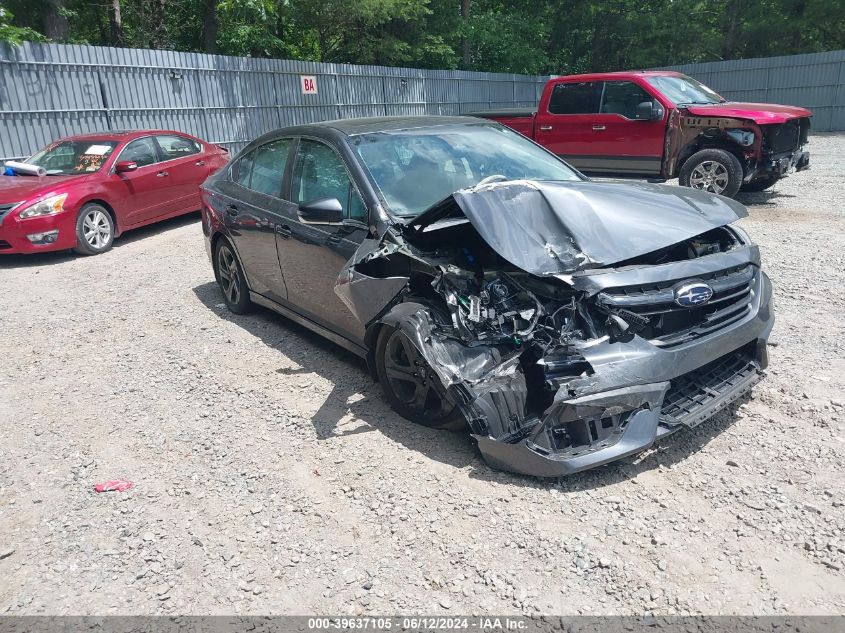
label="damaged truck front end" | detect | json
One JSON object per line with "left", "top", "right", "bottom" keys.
{"left": 337, "top": 179, "right": 773, "bottom": 477}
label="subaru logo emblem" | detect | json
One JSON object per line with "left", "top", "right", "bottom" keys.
{"left": 673, "top": 281, "right": 714, "bottom": 307}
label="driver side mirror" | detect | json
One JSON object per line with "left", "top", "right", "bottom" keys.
{"left": 115, "top": 160, "right": 138, "bottom": 173}
{"left": 298, "top": 197, "right": 343, "bottom": 224}
{"left": 635, "top": 100, "right": 664, "bottom": 121}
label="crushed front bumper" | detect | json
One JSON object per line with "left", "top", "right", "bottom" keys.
{"left": 749, "top": 149, "right": 810, "bottom": 181}
{"left": 473, "top": 271, "right": 774, "bottom": 478}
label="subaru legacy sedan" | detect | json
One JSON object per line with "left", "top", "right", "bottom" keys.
{"left": 0, "top": 130, "right": 228, "bottom": 255}
{"left": 200, "top": 116, "right": 773, "bottom": 477}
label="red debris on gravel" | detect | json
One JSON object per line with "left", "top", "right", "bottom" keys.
{"left": 93, "top": 480, "right": 135, "bottom": 493}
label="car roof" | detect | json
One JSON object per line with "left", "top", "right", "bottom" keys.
{"left": 279, "top": 115, "right": 492, "bottom": 138}
{"left": 61, "top": 129, "right": 198, "bottom": 142}
{"left": 552, "top": 70, "right": 686, "bottom": 82}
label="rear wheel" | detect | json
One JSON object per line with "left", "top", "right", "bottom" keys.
{"left": 214, "top": 239, "right": 253, "bottom": 314}
{"left": 679, "top": 149, "right": 743, "bottom": 198}
{"left": 375, "top": 324, "right": 464, "bottom": 430}
{"left": 740, "top": 176, "right": 780, "bottom": 192}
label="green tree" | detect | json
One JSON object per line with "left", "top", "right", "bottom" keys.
{"left": 0, "top": 2, "right": 46, "bottom": 43}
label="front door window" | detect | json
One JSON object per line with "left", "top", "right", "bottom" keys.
{"left": 291, "top": 139, "right": 367, "bottom": 222}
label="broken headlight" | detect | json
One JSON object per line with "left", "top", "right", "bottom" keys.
{"left": 726, "top": 129, "right": 755, "bottom": 147}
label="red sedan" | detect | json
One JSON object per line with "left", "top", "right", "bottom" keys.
{"left": 0, "top": 130, "right": 229, "bottom": 255}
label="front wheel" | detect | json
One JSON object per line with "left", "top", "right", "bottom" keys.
{"left": 679, "top": 149, "right": 744, "bottom": 198}
{"left": 375, "top": 325, "right": 464, "bottom": 430}
{"left": 73, "top": 204, "right": 114, "bottom": 255}
{"left": 214, "top": 239, "right": 253, "bottom": 314}
{"left": 740, "top": 176, "right": 780, "bottom": 192}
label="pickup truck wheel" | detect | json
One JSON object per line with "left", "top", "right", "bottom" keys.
{"left": 740, "top": 176, "right": 779, "bottom": 192}
{"left": 679, "top": 149, "right": 743, "bottom": 198}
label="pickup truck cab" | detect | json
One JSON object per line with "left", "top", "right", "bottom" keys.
{"left": 473, "top": 71, "right": 811, "bottom": 198}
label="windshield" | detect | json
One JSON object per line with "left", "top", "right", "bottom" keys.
{"left": 645, "top": 75, "right": 724, "bottom": 106}
{"left": 27, "top": 140, "right": 118, "bottom": 175}
{"left": 352, "top": 123, "right": 582, "bottom": 216}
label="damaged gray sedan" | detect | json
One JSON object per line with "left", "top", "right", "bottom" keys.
{"left": 201, "top": 116, "right": 773, "bottom": 477}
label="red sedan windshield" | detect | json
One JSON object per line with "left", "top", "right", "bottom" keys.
{"left": 27, "top": 140, "right": 119, "bottom": 175}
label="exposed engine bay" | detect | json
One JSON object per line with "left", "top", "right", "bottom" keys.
{"left": 336, "top": 180, "right": 774, "bottom": 477}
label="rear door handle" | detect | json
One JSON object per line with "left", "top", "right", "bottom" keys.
{"left": 195, "top": 160, "right": 206, "bottom": 166}
{"left": 156, "top": 170, "right": 169, "bottom": 177}
{"left": 539, "top": 125, "right": 553, "bottom": 131}
{"left": 226, "top": 204, "right": 238, "bottom": 217}
{"left": 275, "top": 224, "right": 292, "bottom": 238}
{"left": 592, "top": 125, "right": 606, "bottom": 131}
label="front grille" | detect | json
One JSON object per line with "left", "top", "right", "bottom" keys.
{"left": 0, "top": 202, "right": 21, "bottom": 223}
{"left": 660, "top": 345, "right": 761, "bottom": 429}
{"left": 0, "top": 240, "right": 11, "bottom": 250}
{"left": 597, "top": 265, "right": 756, "bottom": 348}
{"left": 764, "top": 120, "right": 803, "bottom": 154}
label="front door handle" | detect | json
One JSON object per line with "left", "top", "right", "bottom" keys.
{"left": 275, "top": 224, "right": 292, "bottom": 238}
{"left": 538, "top": 125, "right": 553, "bottom": 131}
{"left": 592, "top": 125, "right": 607, "bottom": 131}
{"left": 195, "top": 160, "right": 206, "bottom": 166}
{"left": 226, "top": 204, "right": 238, "bottom": 217}
{"left": 156, "top": 170, "right": 169, "bottom": 177}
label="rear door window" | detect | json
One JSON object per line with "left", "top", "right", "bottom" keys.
{"left": 233, "top": 138, "right": 292, "bottom": 198}
{"left": 156, "top": 134, "right": 201, "bottom": 160}
{"left": 548, "top": 82, "right": 601, "bottom": 114}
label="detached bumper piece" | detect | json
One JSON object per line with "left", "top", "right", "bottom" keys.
{"left": 474, "top": 343, "right": 764, "bottom": 478}
{"left": 658, "top": 345, "right": 762, "bottom": 435}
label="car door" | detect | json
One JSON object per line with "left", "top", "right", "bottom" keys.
{"left": 275, "top": 137, "right": 370, "bottom": 343}
{"left": 586, "top": 80, "right": 667, "bottom": 175}
{"left": 153, "top": 134, "right": 209, "bottom": 214}
{"left": 533, "top": 80, "right": 603, "bottom": 170}
{"left": 110, "top": 136, "right": 174, "bottom": 225}
{"left": 216, "top": 138, "right": 293, "bottom": 304}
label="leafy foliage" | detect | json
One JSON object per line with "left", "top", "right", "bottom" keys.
{"left": 1, "top": 0, "right": 842, "bottom": 73}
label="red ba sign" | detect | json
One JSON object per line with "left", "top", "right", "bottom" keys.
{"left": 300, "top": 75, "right": 318, "bottom": 95}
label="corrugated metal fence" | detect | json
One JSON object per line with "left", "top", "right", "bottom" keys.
{"left": 0, "top": 41, "right": 548, "bottom": 161}
{"left": 662, "top": 49, "right": 845, "bottom": 132}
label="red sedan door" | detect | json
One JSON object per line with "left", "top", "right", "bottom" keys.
{"left": 153, "top": 134, "right": 211, "bottom": 214}
{"left": 108, "top": 136, "right": 175, "bottom": 226}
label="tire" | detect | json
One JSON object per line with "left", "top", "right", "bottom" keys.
{"left": 214, "top": 238, "right": 253, "bottom": 314}
{"left": 73, "top": 203, "right": 115, "bottom": 255}
{"left": 679, "top": 149, "right": 744, "bottom": 198}
{"left": 375, "top": 323, "right": 465, "bottom": 431}
{"left": 740, "top": 176, "right": 780, "bottom": 192}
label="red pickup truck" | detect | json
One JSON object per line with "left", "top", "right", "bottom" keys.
{"left": 473, "top": 70, "right": 811, "bottom": 198}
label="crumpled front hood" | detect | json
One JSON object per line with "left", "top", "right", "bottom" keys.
{"left": 683, "top": 102, "right": 811, "bottom": 124}
{"left": 0, "top": 174, "right": 84, "bottom": 203}
{"left": 418, "top": 180, "right": 748, "bottom": 276}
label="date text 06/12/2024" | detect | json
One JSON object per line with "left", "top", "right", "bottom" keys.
{"left": 307, "top": 617, "right": 528, "bottom": 630}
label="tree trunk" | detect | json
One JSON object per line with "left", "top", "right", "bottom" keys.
{"left": 461, "top": 0, "right": 471, "bottom": 67}
{"left": 109, "top": 0, "right": 124, "bottom": 47}
{"left": 722, "top": 0, "right": 742, "bottom": 59}
{"left": 149, "top": 0, "right": 167, "bottom": 49}
{"left": 202, "top": 0, "right": 218, "bottom": 53}
{"left": 43, "top": 0, "right": 69, "bottom": 41}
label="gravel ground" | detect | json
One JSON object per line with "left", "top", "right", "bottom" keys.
{"left": 1, "top": 133, "right": 843, "bottom": 617}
